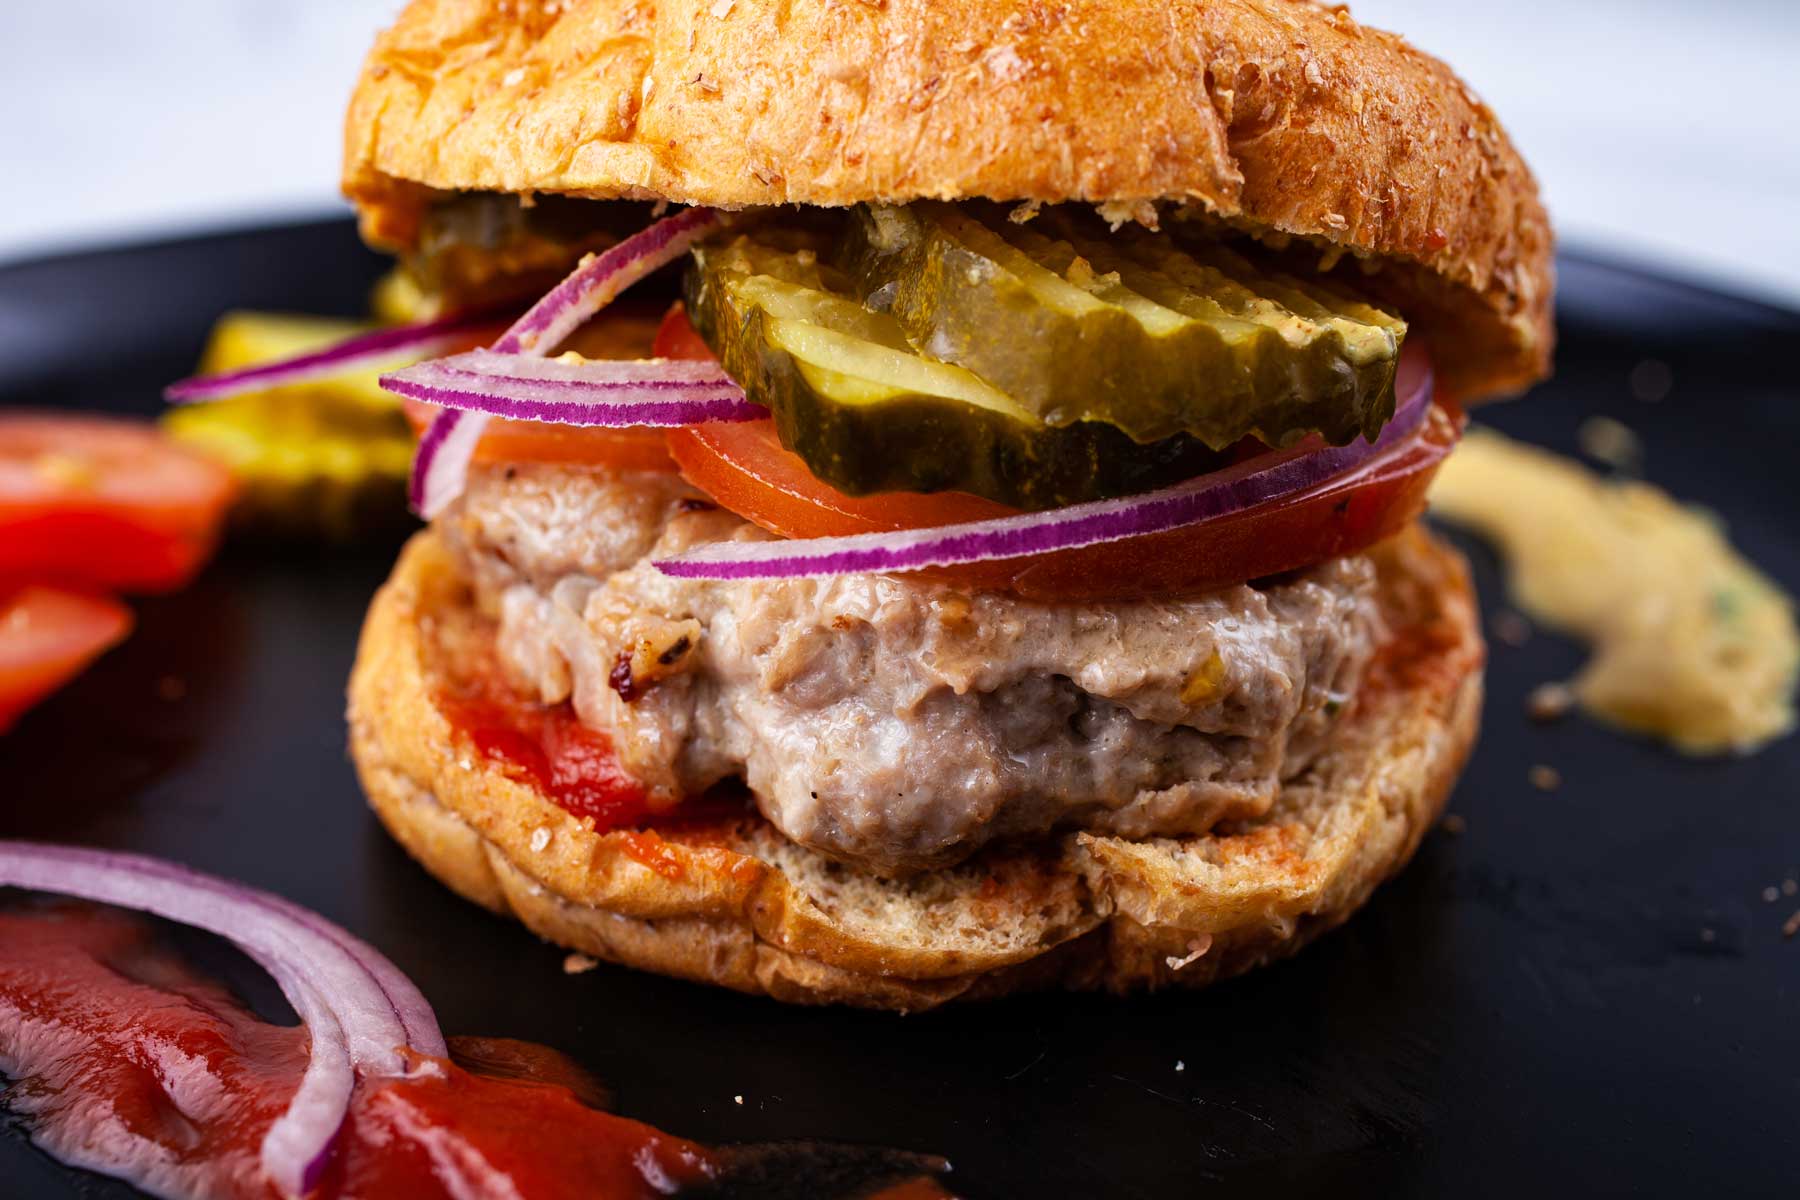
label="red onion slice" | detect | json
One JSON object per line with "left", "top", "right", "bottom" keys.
{"left": 381, "top": 350, "right": 763, "bottom": 427}
{"left": 410, "top": 208, "right": 726, "bottom": 518}
{"left": 411, "top": 408, "right": 492, "bottom": 518}
{"left": 655, "top": 350, "right": 1434, "bottom": 582}
{"left": 0, "top": 841, "right": 445, "bottom": 1198}
{"left": 30, "top": 842, "right": 445, "bottom": 1058}
{"left": 493, "top": 207, "right": 726, "bottom": 356}
{"left": 164, "top": 307, "right": 510, "bottom": 404}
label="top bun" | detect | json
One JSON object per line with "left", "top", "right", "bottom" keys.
{"left": 343, "top": 0, "right": 1553, "bottom": 398}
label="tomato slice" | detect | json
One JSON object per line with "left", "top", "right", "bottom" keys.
{"left": 400, "top": 397, "right": 677, "bottom": 472}
{"left": 659, "top": 306, "right": 1459, "bottom": 600}
{"left": 668, "top": 420, "right": 1013, "bottom": 535}
{"left": 993, "top": 403, "right": 1459, "bottom": 600}
{"left": 0, "top": 414, "right": 237, "bottom": 593}
{"left": 0, "top": 586, "right": 133, "bottom": 732}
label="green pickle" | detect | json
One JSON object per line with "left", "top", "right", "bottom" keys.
{"left": 685, "top": 233, "right": 1227, "bottom": 509}
{"left": 842, "top": 203, "right": 1405, "bottom": 448}
{"left": 163, "top": 312, "right": 415, "bottom": 540}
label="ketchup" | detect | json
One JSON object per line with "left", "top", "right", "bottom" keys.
{"left": 0, "top": 904, "right": 711, "bottom": 1199}
{"left": 431, "top": 660, "right": 754, "bottom": 838}
{"left": 433, "top": 674, "right": 652, "bottom": 830}
{"left": 0, "top": 903, "right": 956, "bottom": 1198}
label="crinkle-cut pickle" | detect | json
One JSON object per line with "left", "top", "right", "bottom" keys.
{"left": 164, "top": 311, "right": 414, "bottom": 540}
{"left": 162, "top": 394, "right": 414, "bottom": 541}
{"left": 684, "top": 234, "right": 1227, "bottom": 510}
{"left": 842, "top": 202, "right": 1405, "bottom": 448}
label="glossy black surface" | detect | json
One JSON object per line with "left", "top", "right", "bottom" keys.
{"left": 2, "top": 220, "right": 1797, "bottom": 1198}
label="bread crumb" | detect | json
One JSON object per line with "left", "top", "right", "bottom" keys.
{"left": 1491, "top": 610, "right": 1531, "bottom": 647}
{"left": 530, "top": 827, "right": 552, "bottom": 853}
{"left": 1526, "top": 682, "right": 1574, "bottom": 722}
{"left": 1528, "top": 765, "right": 1562, "bottom": 792}
{"left": 733, "top": 1095, "right": 744, "bottom": 1105}
{"left": 1785, "top": 879, "right": 1798, "bottom": 897}
{"left": 1095, "top": 199, "right": 1158, "bottom": 231}
{"left": 563, "top": 952, "right": 597, "bottom": 974}
{"left": 1164, "top": 935, "right": 1213, "bottom": 971}
{"left": 1764, "top": 886, "right": 1781, "bottom": 903}
{"left": 1440, "top": 813, "right": 1467, "bottom": 835}
{"left": 1783, "top": 911, "right": 1800, "bottom": 939}
{"left": 1175, "top": 1060, "right": 1186, "bottom": 1072}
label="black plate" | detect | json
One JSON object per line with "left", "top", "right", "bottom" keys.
{"left": 2, "top": 220, "right": 1797, "bottom": 1199}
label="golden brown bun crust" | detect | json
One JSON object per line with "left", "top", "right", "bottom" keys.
{"left": 342, "top": 0, "right": 1551, "bottom": 399}
{"left": 346, "top": 523, "right": 1483, "bottom": 1010}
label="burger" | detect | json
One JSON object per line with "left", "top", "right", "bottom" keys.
{"left": 343, "top": 0, "right": 1551, "bottom": 1009}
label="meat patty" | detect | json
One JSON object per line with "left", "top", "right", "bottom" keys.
{"left": 439, "top": 462, "right": 1385, "bottom": 875}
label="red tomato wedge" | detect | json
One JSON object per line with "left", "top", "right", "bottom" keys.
{"left": 0, "top": 586, "right": 133, "bottom": 732}
{"left": 400, "top": 397, "right": 677, "bottom": 472}
{"left": 668, "top": 420, "right": 1013, "bottom": 534}
{"left": 0, "top": 414, "right": 237, "bottom": 593}
{"left": 648, "top": 304, "right": 717, "bottom": 361}
{"left": 659, "top": 307, "right": 1460, "bottom": 600}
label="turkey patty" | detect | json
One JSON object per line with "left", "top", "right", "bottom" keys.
{"left": 437, "top": 462, "right": 1385, "bottom": 875}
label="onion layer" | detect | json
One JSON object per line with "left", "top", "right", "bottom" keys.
{"left": 163, "top": 307, "right": 510, "bottom": 404}
{"left": 0, "top": 841, "right": 445, "bottom": 1199}
{"left": 381, "top": 349, "right": 762, "bottom": 427}
{"left": 410, "top": 208, "right": 726, "bottom": 518}
{"left": 654, "top": 348, "right": 1434, "bottom": 581}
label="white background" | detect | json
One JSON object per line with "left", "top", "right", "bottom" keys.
{"left": 2, "top": 0, "right": 1796, "bottom": 306}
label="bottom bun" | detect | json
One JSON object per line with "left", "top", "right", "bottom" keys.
{"left": 348, "top": 523, "right": 1482, "bottom": 1011}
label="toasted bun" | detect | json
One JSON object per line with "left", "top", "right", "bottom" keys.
{"left": 347, "top": 523, "right": 1482, "bottom": 1010}
{"left": 342, "top": 0, "right": 1552, "bottom": 399}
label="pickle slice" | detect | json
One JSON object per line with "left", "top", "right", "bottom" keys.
{"left": 843, "top": 203, "right": 1404, "bottom": 448}
{"left": 407, "top": 194, "right": 661, "bottom": 312}
{"left": 166, "top": 311, "right": 416, "bottom": 540}
{"left": 685, "top": 235, "right": 1226, "bottom": 509}
{"left": 162, "top": 392, "right": 414, "bottom": 542}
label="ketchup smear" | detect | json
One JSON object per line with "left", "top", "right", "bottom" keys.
{"left": 0, "top": 903, "right": 956, "bottom": 1199}
{"left": 434, "top": 673, "right": 652, "bottom": 830}
{"left": 0, "top": 903, "right": 713, "bottom": 1199}
{"left": 432, "top": 666, "right": 753, "bottom": 838}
